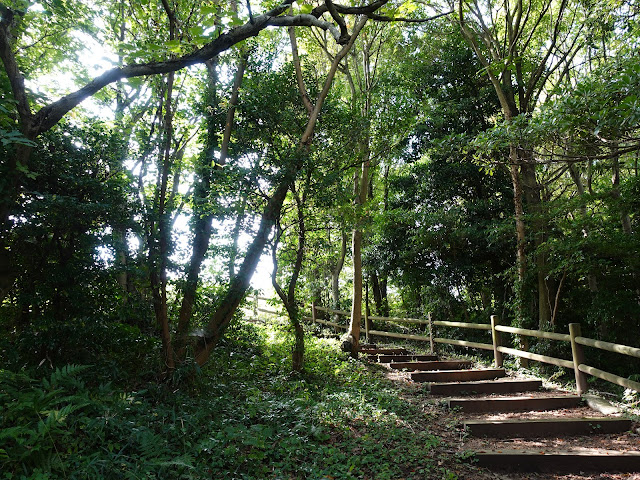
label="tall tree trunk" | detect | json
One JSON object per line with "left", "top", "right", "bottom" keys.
{"left": 228, "top": 195, "right": 247, "bottom": 280}
{"left": 344, "top": 148, "right": 369, "bottom": 357}
{"left": 509, "top": 148, "right": 527, "bottom": 322}
{"left": 272, "top": 181, "right": 308, "bottom": 372}
{"left": 346, "top": 227, "right": 364, "bottom": 356}
{"left": 568, "top": 163, "right": 598, "bottom": 292}
{"left": 113, "top": 226, "right": 129, "bottom": 294}
{"left": 177, "top": 52, "right": 245, "bottom": 346}
{"left": 194, "top": 174, "right": 293, "bottom": 365}
{"left": 371, "top": 271, "right": 384, "bottom": 316}
{"left": 330, "top": 229, "right": 347, "bottom": 322}
{"left": 193, "top": 15, "right": 369, "bottom": 367}
{"left": 148, "top": 70, "right": 176, "bottom": 372}
{"left": 520, "top": 159, "right": 551, "bottom": 329}
{"left": 611, "top": 150, "right": 633, "bottom": 235}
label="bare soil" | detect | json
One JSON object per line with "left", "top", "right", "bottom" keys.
{"left": 372, "top": 358, "right": 640, "bottom": 480}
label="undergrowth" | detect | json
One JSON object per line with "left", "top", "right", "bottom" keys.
{"left": 1, "top": 320, "right": 450, "bottom": 479}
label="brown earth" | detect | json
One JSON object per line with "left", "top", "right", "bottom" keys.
{"left": 372, "top": 358, "right": 640, "bottom": 480}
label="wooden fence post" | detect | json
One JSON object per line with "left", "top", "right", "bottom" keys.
{"left": 364, "top": 309, "right": 369, "bottom": 342}
{"left": 490, "top": 315, "right": 504, "bottom": 368}
{"left": 569, "top": 323, "right": 588, "bottom": 395}
{"left": 428, "top": 312, "right": 435, "bottom": 354}
{"left": 520, "top": 336, "right": 530, "bottom": 368}
{"left": 311, "top": 301, "right": 317, "bottom": 326}
{"left": 253, "top": 292, "right": 258, "bottom": 316}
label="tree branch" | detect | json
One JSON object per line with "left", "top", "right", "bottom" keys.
{"left": 288, "top": 20, "right": 314, "bottom": 115}
{"left": 325, "top": 0, "right": 350, "bottom": 44}
{"left": 270, "top": 14, "right": 341, "bottom": 42}
{"left": 367, "top": 10, "right": 453, "bottom": 23}
{"left": 0, "top": 8, "right": 33, "bottom": 130}
{"left": 312, "top": 0, "right": 390, "bottom": 17}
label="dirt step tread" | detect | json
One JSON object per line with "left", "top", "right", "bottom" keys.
{"left": 429, "top": 379, "right": 542, "bottom": 395}
{"left": 473, "top": 448, "right": 640, "bottom": 472}
{"left": 449, "top": 395, "right": 582, "bottom": 413}
{"left": 389, "top": 360, "right": 472, "bottom": 371}
{"left": 412, "top": 368, "right": 506, "bottom": 383}
{"left": 464, "top": 417, "right": 632, "bottom": 437}
{"left": 371, "top": 354, "right": 438, "bottom": 363}
{"left": 360, "top": 348, "right": 410, "bottom": 355}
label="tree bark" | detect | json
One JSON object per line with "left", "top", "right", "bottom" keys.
{"left": 194, "top": 174, "right": 293, "bottom": 365}
{"left": 272, "top": 181, "right": 308, "bottom": 372}
{"left": 568, "top": 163, "right": 598, "bottom": 292}
{"left": 0, "top": 1, "right": 389, "bottom": 306}
{"left": 330, "top": 229, "right": 348, "bottom": 322}
{"left": 192, "top": 15, "right": 369, "bottom": 366}
{"left": 344, "top": 147, "right": 370, "bottom": 356}
{"left": 177, "top": 53, "right": 247, "bottom": 340}
{"left": 520, "top": 159, "right": 552, "bottom": 329}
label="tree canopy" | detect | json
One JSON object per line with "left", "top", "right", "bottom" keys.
{"left": 1, "top": 0, "right": 639, "bottom": 388}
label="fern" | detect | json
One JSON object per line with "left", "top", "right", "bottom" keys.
{"left": 0, "top": 365, "right": 95, "bottom": 476}
{"left": 48, "top": 364, "right": 90, "bottom": 389}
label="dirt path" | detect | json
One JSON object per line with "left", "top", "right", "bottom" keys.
{"left": 376, "top": 361, "right": 640, "bottom": 480}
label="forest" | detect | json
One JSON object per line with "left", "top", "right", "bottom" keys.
{"left": 1, "top": 0, "right": 640, "bottom": 477}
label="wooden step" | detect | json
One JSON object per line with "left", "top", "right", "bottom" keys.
{"left": 429, "top": 379, "right": 542, "bottom": 396}
{"left": 473, "top": 448, "right": 640, "bottom": 472}
{"left": 448, "top": 395, "right": 582, "bottom": 413}
{"left": 371, "top": 354, "right": 438, "bottom": 363}
{"left": 464, "top": 417, "right": 632, "bottom": 437}
{"left": 390, "top": 360, "right": 473, "bottom": 371}
{"left": 360, "top": 348, "right": 410, "bottom": 355}
{"left": 412, "top": 368, "right": 506, "bottom": 383}
{"left": 359, "top": 343, "right": 377, "bottom": 349}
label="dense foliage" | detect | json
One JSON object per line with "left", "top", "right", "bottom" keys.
{"left": 1, "top": 323, "right": 451, "bottom": 479}
{"left": 2, "top": 0, "right": 640, "bottom": 475}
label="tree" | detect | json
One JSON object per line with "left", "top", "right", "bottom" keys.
{"left": 0, "top": 0, "right": 397, "bottom": 305}
{"left": 455, "top": 0, "right": 596, "bottom": 328}
{"left": 1, "top": 0, "right": 415, "bottom": 372}
{"left": 370, "top": 21, "right": 510, "bottom": 320}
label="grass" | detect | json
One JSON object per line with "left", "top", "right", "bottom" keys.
{"left": 1, "top": 320, "right": 458, "bottom": 480}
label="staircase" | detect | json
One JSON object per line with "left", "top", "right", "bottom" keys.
{"left": 364, "top": 345, "right": 640, "bottom": 474}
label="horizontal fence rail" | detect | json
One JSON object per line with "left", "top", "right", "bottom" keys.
{"left": 496, "top": 346, "right": 575, "bottom": 370}
{"left": 434, "top": 320, "right": 491, "bottom": 331}
{"left": 307, "top": 302, "right": 640, "bottom": 394}
{"left": 495, "top": 325, "right": 570, "bottom": 342}
{"left": 434, "top": 338, "right": 494, "bottom": 351}
{"left": 575, "top": 337, "right": 640, "bottom": 359}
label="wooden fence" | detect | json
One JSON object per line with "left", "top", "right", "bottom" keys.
{"left": 308, "top": 303, "right": 640, "bottom": 395}
{"left": 242, "top": 295, "right": 281, "bottom": 323}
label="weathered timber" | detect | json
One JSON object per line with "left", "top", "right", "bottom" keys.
{"left": 389, "top": 360, "right": 472, "bottom": 371}
{"left": 370, "top": 354, "right": 438, "bottom": 363}
{"left": 315, "top": 318, "right": 348, "bottom": 329}
{"left": 570, "top": 323, "right": 588, "bottom": 394}
{"left": 464, "top": 417, "right": 632, "bottom": 437}
{"left": 448, "top": 395, "right": 582, "bottom": 413}
{"left": 368, "top": 315, "right": 429, "bottom": 325}
{"left": 578, "top": 364, "right": 640, "bottom": 392}
{"left": 575, "top": 336, "right": 640, "bottom": 359}
{"left": 360, "top": 348, "right": 410, "bottom": 355}
{"left": 411, "top": 368, "right": 506, "bottom": 383}
{"left": 495, "top": 324, "right": 571, "bottom": 342}
{"left": 496, "top": 346, "right": 574, "bottom": 369}
{"left": 368, "top": 330, "right": 431, "bottom": 342}
{"left": 434, "top": 338, "right": 494, "bottom": 351}
{"left": 428, "top": 379, "right": 542, "bottom": 396}
{"left": 432, "top": 320, "right": 491, "bottom": 330}
{"left": 473, "top": 449, "right": 640, "bottom": 472}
